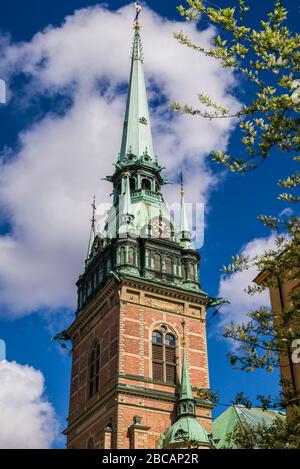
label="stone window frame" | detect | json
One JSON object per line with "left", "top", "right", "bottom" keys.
{"left": 128, "top": 246, "right": 136, "bottom": 266}
{"left": 118, "top": 244, "right": 137, "bottom": 266}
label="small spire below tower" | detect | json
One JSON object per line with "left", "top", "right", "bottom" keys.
{"left": 177, "top": 319, "right": 196, "bottom": 416}
{"left": 122, "top": 170, "right": 133, "bottom": 217}
{"left": 118, "top": 171, "right": 135, "bottom": 235}
{"left": 179, "top": 171, "right": 192, "bottom": 247}
{"left": 179, "top": 351, "right": 194, "bottom": 403}
{"left": 158, "top": 319, "right": 212, "bottom": 448}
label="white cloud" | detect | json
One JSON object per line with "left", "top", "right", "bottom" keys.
{"left": 0, "top": 360, "right": 59, "bottom": 448}
{"left": 0, "top": 4, "right": 238, "bottom": 316}
{"left": 217, "top": 235, "right": 275, "bottom": 327}
{"left": 0, "top": 79, "right": 6, "bottom": 103}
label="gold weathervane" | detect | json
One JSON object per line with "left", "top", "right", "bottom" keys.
{"left": 133, "top": 2, "right": 142, "bottom": 30}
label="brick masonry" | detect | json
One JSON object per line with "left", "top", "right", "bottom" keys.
{"left": 64, "top": 277, "right": 212, "bottom": 448}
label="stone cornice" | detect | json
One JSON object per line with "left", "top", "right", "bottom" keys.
{"left": 68, "top": 270, "right": 208, "bottom": 337}
{"left": 67, "top": 277, "right": 120, "bottom": 337}
{"left": 121, "top": 274, "right": 208, "bottom": 305}
{"left": 65, "top": 381, "right": 213, "bottom": 439}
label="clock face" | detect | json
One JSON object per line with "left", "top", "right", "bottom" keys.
{"left": 151, "top": 217, "right": 172, "bottom": 239}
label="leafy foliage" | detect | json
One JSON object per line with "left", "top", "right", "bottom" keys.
{"left": 173, "top": 0, "right": 300, "bottom": 178}
{"left": 174, "top": 0, "right": 300, "bottom": 448}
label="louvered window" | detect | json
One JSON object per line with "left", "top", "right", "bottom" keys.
{"left": 152, "top": 330, "right": 177, "bottom": 384}
{"left": 88, "top": 341, "right": 100, "bottom": 398}
{"left": 152, "top": 331, "right": 163, "bottom": 380}
{"left": 165, "top": 334, "right": 176, "bottom": 384}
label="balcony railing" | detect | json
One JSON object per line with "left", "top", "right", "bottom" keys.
{"left": 131, "top": 189, "right": 163, "bottom": 201}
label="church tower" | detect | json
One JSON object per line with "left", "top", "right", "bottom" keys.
{"left": 64, "top": 10, "right": 212, "bottom": 449}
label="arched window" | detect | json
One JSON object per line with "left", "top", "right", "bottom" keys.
{"left": 88, "top": 341, "right": 100, "bottom": 398}
{"left": 189, "top": 263, "right": 197, "bottom": 281}
{"left": 152, "top": 330, "right": 177, "bottom": 384}
{"left": 153, "top": 253, "right": 161, "bottom": 271}
{"left": 152, "top": 330, "right": 163, "bottom": 344}
{"left": 165, "top": 333, "right": 175, "bottom": 346}
{"left": 165, "top": 334, "right": 176, "bottom": 384}
{"left": 142, "top": 178, "right": 151, "bottom": 190}
{"left": 128, "top": 246, "right": 135, "bottom": 265}
{"left": 165, "top": 256, "right": 172, "bottom": 275}
{"left": 86, "top": 438, "right": 94, "bottom": 449}
{"left": 152, "top": 331, "right": 163, "bottom": 381}
{"left": 119, "top": 246, "right": 126, "bottom": 265}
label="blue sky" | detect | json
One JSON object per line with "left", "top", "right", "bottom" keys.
{"left": 0, "top": 0, "right": 298, "bottom": 448}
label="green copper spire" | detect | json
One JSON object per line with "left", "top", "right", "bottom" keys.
{"left": 177, "top": 321, "right": 196, "bottom": 417}
{"left": 158, "top": 338, "right": 212, "bottom": 448}
{"left": 179, "top": 351, "right": 194, "bottom": 402}
{"left": 179, "top": 171, "right": 192, "bottom": 249}
{"left": 122, "top": 171, "right": 133, "bottom": 216}
{"left": 118, "top": 171, "right": 135, "bottom": 235}
{"left": 119, "top": 19, "right": 155, "bottom": 162}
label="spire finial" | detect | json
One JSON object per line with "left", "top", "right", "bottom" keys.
{"left": 179, "top": 170, "right": 191, "bottom": 241}
{"left": 180, "top": 169, "right": 184, "bottom": 197}
{"left": 133, "top": 2, "right": 142, "bottom": 30}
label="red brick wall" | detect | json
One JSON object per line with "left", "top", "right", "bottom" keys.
{"left": 119, "top": 300, "right": 209, "bottom": 390}
{"left": 66, "top": 283, "right": 211, "bottom": 449}
{"left": 68, "top": 303, "right": 120, "bottom": 422}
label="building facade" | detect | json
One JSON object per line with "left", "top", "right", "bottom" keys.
{"left": 255, "top": 270, "right": 300, "bottom": 397}
{"left": 64, "top": 18, "right": 212, "bottom": 449}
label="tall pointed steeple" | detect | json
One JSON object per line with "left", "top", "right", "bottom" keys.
{"left": 119, "top": 13, "right": 155, "bottom": 162}
{"left": 68, "top": 9, "right": 212, "bottom": 451}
